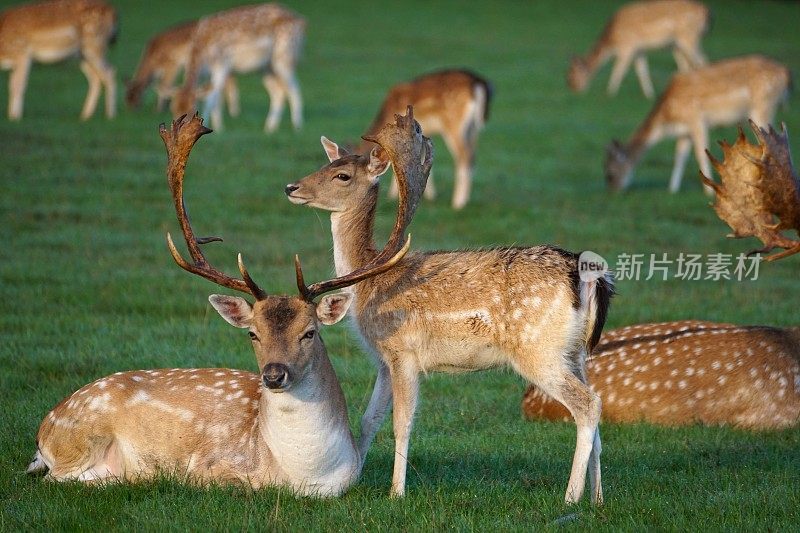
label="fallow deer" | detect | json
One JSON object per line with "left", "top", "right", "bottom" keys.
{"left": 0, "top": 0, "right": 118, "bottom": 120}
{"left": 285, "top": 108, "right": 614, "bottom": 504}
{"left": 171, "top": 3, "right": 305, "bottom": 132}
{"left": 568, "top": 0, "right": 710, "bottom": 99}
{"left": 358, "top": 69, "right": 493, "bottom": 209}
{"left": 522, "top": 321, "right": 800, "bottom": 430}
{"left": 605, "top": 55, "right": 791, "bottom": 194}
{"left": 126, "top": 20, "right": 241, "bottom": 116}
{"left": 26, "top": 114, "right": 409, "bottom": 496}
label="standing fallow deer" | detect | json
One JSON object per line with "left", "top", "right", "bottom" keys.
{"left": 605, "top": 55, "right": 791, "bottom": 194}
{"left": 26, "top": 114, "right": 409, "bottom": 495}
{"left": 568, "top": 0, "right": 709, "bottom": 99}
{"left": 285, "top": 107, "right": 614, "bottom": 504}
{"left": 125, "top": 20, "right": 240, "bottom": 115}
{"left": 0, "top": 0, "right": 117, "bottom": 120}
{"left": 358, "top": 69, "right": 493, "bottom": 209}
{"left": 522, "top": 321, "right": 800, "bottom": 430}
{"left": 171, "top": 3, "right": 305, "bottom": 132}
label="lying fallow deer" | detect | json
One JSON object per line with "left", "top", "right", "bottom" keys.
{"left": 286, "top": 107, "right": 614, "bottom": 504}
{"left": 26, "top": 114, "right": 409, "bottom": 495}
{"left": 568, "top": 0, "right": 709, "bottom": 99}
{"left": 522, "top": 321, "right": 800, "bottom": 430}
{"left": 358, "top": 69, "right": 493, "bottom": 209}
{"left": 126, "top": 20, "right": 240, "bottom": 116}
{"left": 171, "top": 3, "right": 305, "bottom": 132}
{"left": 605, "top": 55, "right": 791, "bottom": 194}
{"left": 0, "top": 0, "right": 118, "bottom": 120}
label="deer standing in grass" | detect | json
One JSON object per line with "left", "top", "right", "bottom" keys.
{"left": 523, "top": 321, "right": 800, "bottom": 430}
{"left": 27, "top": 114, "right": 409, "bottom": 495}
{"left": 358, "top": 70, "right": 493, "bottom": 209}
{"left": 126, "top": 20, "right": 240, "bottom": 115}
{"left": 568, "top": 0, "right": 709, "bottom": 99}
{"left": 0, "top": 0, "right": 117, "bottom": 120}
{"left": 171, "top": 3, "right": 305, "bottom": 132}
{"left": 285, "top": 107, "right": 614, "bottom": 504}
{"left": 605, "top": 55, "right": 791, "bottom": 194}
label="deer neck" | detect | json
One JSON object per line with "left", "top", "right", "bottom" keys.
{"left": 258, "top": 353, "right": 359, "bottom": 496}
{"left": 330, "top": 188, "right": 379, "bottom": 278}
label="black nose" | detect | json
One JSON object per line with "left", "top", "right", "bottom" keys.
{"left": 262, "top": 363, "right": 290, "bottom": 390}
{"left": 285, "top": 183, "right": 299, "bottom": 196}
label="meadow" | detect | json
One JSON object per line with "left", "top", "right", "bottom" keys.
{"left": 1, "top": 0, "right": 799, "bottom": 529}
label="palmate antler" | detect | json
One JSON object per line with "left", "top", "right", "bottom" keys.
{"left": 700, "top": 120, "right": 800, "bottom": 261}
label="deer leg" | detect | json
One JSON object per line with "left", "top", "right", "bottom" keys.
{"left": 79, "top": 60, "right": 103, "bottom": 121}
{"left": 357, "top": 361, "right": 393, "bottom": 461}
{"left": 156, "top": 65, "right": 180, "bottom": 112}
{"left": 443, "top": 129, "right": 473, "bottom": 209}
{"left": 7, "top": 56, "right": 31, "bottom": 120}
{"left": 272, "top": 58, "right": 302, "bottom": 130}
{"left": 262, "top": 73, "right": 286, "bottom": 133}
{"left": 82, "top": 46, "right": 117, "bottom": 119}
{"left": 669, "top": 137, "right": 692, "bottom": 193}
{"left": 633, "top": 56, "right": 655, "bottom": 99}
{"left": 224, "top": 76, "right": 240, "bottom": 118}
{"left": 389, "top": 360, "right": 420, "bottom": 497}
{"left": 607, "top": 51, "right": 634, "bottom": 96}
{"left": 675, "top": 39, "right": 706, "bottom": 70}
{"left": 689, "top": 123, "right": 713, "bottom": 196}
{"left": 204, "top": 67, "right": 228, "bottom": 131}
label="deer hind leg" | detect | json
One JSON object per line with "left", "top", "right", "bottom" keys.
{"left": 358, "top": 360, "right": 393, "bottom": 462}
{"left": 81, "top": 44, "right": 117, "bottom": 119}
{"left": 262, "top": 73, "right": 287, "bottom": 133}
{"left": 669, "top": 136, "right": 692, "bottom": 193}
{"left": 224, "top": 76, "right": 240, "bottom": 118}
{"left": 272, "top": 33, "right": 303, "bottom": 130}
{"left": 443, "top": 128, "right": 474, "bottom": 209}
{"left": 204, "top": 67, "right": 229, "bottom": 131}
{"left": 7, "top": 56, "right": 31, "bottom": 120}
{"left": 156, "top": 65, "right": 180, "bottom": 112}
{"left": 607, "top": 50, "right": 635, "bottom": 96}
{"left": 388, "top": 359, "right": 420, "bottom": 497}
{"left": 79, "top": 60, "right": 103, "bottom": 120}
{"left": 633, "top": 56, "right": 655, "bottom": 99}
{"left": 674, "top": 36, "right": 707, "bottom": 70}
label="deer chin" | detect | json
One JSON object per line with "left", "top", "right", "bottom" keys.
{"left": 286, "top": 193, "right": 310, "bottom": 205}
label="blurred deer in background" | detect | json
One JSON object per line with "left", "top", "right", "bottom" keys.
{"left": 358, "top": 70, "right": 493, "bottom": 209}
{"left": 523, "top": 321, "right": 800, "bottom": 430}
{"left": 286, "top": 107, "right": 614, "bottom": 504}
{"left": 126, "top": 20, "right": 240, "bottom": 115}
{"left": 171, "top": 3, "right": 304, "bottom": 132}
{"left": 27, "top": 114, "right": 409, "bottom": 495}
{"left": 701, "top": 121, "right": 800, "bottom": 261}
{"left": 0, "top": 0, "right": 117, "bottom": 120}
{"left": 605, "top": 55, "right": 791, "bottom": 194}
{"left": 568, "top": 0, "right": 709, "bottom": 99}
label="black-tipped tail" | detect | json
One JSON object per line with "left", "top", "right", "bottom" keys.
{"left": 588, "top": 273, "right": 614, "bottom": 351}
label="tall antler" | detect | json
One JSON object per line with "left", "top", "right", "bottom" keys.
{"left": 160, "top": 113, "right": 267, "bottom": 298}
{"left": 700, "top": 120, "right": 800, "bottom": 262}
{"left": 295, "top": 106, "right": 432, "bottom": 301}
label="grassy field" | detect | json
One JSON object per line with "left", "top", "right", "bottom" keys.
{"left": 1, "top": 0, "right": 799, "bottom": 529}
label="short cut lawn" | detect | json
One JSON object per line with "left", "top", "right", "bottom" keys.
{"left": 1, "top": 0, "right": 799, "bottom": 530}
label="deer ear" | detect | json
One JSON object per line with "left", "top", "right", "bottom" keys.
{"left": 367, "top": 146, "right": 391, "bottom": 181}
{"left": 321, "top": 136, "right": 349, "bottom": 162}
{"left": 209, "top": 295, "right": 254, "bottom": 328}
{"left": 316, "top": 292, "right": 353, "bottom": 325}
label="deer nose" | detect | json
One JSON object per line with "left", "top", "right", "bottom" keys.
{"left": 262, "top": 363, "right": 290, "bottom": 390}
{"left": 285, "top": 183, "right": 299, "bottom": 196}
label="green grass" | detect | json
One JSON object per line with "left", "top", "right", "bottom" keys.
{"left": 2, "top": 0, "right": 799, "bottom": 529}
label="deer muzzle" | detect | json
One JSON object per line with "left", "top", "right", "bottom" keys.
{"left": 262, "top": 363, "right": 291, "bottom": 391}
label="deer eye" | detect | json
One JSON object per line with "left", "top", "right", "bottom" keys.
{"left": 334, "top": 173, "right": 351, "bottom": 182}
{"left": 248, "top": 331, "right": 259, "bottom": 341}
{"left": 301, "top": 329, "right": 316, "bottom": 341}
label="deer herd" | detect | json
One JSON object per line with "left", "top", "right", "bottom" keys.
{"left": 8, "top": 0, "right": 798, "bottom": 505}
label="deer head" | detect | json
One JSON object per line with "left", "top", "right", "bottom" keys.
{"left": 161, "top": 113, "right": 410, "bottom": 390}
{"left": 567, "top": 56, "right": 590, "bottom": 93}
{"left": 700, "top": 121, "right": 800, "bottom": 261}
{"left": 604, "top": 139, "right": 634, "bottom": 191}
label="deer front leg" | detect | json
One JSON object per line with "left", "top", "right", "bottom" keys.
{"left": 7, "top": 56, "right": 31, "bottom": 120}
{"left": 389, "top": 359, "right": 420, "bottom": 497}
{"left": 444, "top": 130, "right": 474, "bottom": 209}
{"left": 606, "top": 50, "right": 634, "bottom": 96}
{"left": 669, "top": 136, "right": 692, "bottom": 193}
{"left": 204, "top": 67, "right": 228, "bottom": 131}
{"left": 79, "top": 60, "right": 103, "bottom": 120}
{"left": 263, "top": 73, "right": 286, "bottom": 133}
{"left": 82, "top": 45, "right": 117, "bottom": 119}
{"left": 633, "top": 56, "right": 655, "bottom": 99}
{"left": 358, "top": 360, "right": 393, "bottom": 461}
{"left": 224, "top": 76, "right": 240, "bottom": 118}
{"left": 689, "top": 122, "right": 713, "bottom": 196}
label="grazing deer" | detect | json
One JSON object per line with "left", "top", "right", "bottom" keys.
{"left": 605, "top": 55, "right": 791, "bottom": 194}
{"left": 568, "top": 0, "right": 710, "bottom": 99}
{"left": 126, "top": 20, "right": 240, "bottom": 116}
{"left": 358, "top": 69, "right": 493, "bottom": 209}
{"left": 522, "top": 321, "right": 800, "bottom": 430}
{"left": 171, "top": 3, "right": 305, "bottom": 132}
{"left": 0, "top": 0, "right": 117, "bottom": 120}
{"left": 285, "top": 108, "right": 614, "bottom": 504}
{"left": 26, "top": 114, "right": 409, "bottom": 495}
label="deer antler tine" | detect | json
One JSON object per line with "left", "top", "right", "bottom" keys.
{"left": 166, "top": 232, "right": 194, "bottom": 271}
{"left": 237, "top": 254, "right": 267, "bottom": 300}
{"left": 293, "top": 254, "right": 312, "bottom": 301}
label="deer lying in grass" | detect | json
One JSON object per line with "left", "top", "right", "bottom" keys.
{"left": 605, "top": 55, "right": 791, "bottom": 194}
{"left": 522, "top": 321, "right": 800, "bottom": 430}
{"left": 0, "top": 0, "right": 118, "bottom": 120}
{"left": 568, "top": 0, "right": 709, "bottom": 99}
{"left": 171, "top": 3, "right": 305, "bottom": 132}
{"left": 358, "top": 69, "right": 493, "bottom": 209}
{"left": 286, "top": 107, "right": 614, "bottom": 504}
{"left": 126, "top": 20, "right": 240, "bottom": 115}
{"left": 27, "top": 114, "right": 409, "bottom": 495}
